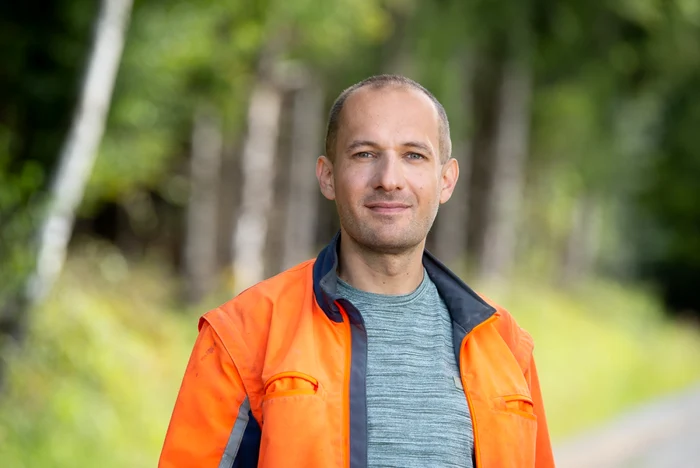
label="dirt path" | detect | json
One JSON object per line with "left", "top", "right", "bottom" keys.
{"left": 555, "top": 384, "right": 700, "bottom": 467}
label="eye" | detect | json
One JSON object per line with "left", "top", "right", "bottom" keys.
{"left": 354, "top": 151, "right": 374, "bottom": 159}
{"left": 406, "top": 152, "right": 426, "bottom": 160}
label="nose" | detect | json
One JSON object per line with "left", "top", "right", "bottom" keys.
{"left": 373, "top": 153, "right": 405, "bottom": 192}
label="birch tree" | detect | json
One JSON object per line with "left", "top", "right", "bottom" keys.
{"left": 0, "top": 0, "right": 132, "bottom": 389}
{"left": 27, "top": 0, "right": 133, "bottom": 305}
{"left": 232, "top": 78, "right": 284, "bottom": 293}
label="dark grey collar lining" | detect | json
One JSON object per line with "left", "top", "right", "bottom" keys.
{"left": 313, "top": 232, "right": 496, "bottom": 334}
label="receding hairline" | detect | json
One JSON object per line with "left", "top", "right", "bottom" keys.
{"left": 324, "top": 75, "right": 452, "bottom": 163}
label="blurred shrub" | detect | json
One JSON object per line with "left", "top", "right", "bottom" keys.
{"left": 0, "top": 243, "right": 196, "bottom": 468}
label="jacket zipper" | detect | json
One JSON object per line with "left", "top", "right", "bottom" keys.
{"left": 461, "top": 314, "right": 498, "bottom": 468}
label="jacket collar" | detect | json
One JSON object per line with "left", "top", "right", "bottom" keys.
{"left": 312, "top": 232, "right": 496, "bottom": 332}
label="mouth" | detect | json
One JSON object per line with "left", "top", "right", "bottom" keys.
{"left": 365, "top": 201, "right": 411, "bottom": 214}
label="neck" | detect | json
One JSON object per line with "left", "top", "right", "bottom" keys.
{"left": 337, "top": 230, "right": 426, "bottom": 295}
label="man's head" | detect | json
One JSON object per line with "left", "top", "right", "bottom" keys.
{"left": 325, "top": 75, "right": 452, "bottom": 163}
{"left": 316, "top": 75, "right": 459, "bottom": 255}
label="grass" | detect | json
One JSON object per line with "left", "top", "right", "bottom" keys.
{"left": 1, "top": 246, "right": 699, "bottom": 466}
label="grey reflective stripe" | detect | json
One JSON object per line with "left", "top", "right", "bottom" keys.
{"left": 336, "top": 298, "right": 368, "bottom": 468}
{"left": 218, "top": 396, "right": 251, "bottom": 468}
{"left": 349, "top": 321, "right": 368, "bottom": 468}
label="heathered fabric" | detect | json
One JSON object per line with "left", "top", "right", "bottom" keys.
{"left": 337, "top": 271, "right": 474, "bottom": 468}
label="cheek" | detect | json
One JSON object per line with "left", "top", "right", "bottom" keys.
{"left": 333, "top": 177, "right": 361, "bottom": 207}
{"left": 337, "top": 170, "right": 368, "bottom": 195}
{"left": 410, "top": 177, "right": 438, "bottom": 202}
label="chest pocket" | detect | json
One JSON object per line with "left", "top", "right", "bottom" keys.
{"left": 262, "top": 371, "right": 319, "bottom": 402}
{"left": 484, "top": 393, "right": 537, "bottom": 467}
{"left": 258, "top": 371, "right": 332, "bottom": 467}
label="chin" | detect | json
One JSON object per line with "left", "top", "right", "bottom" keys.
{"left": 357, "top": 230, "right": 424, "bottom": 255}
{"left": 340, "top": 211, "right": 427, "bottom": 253}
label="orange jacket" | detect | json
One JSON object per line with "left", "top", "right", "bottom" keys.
{"left": 160, "top": 235, "right": 554, "bottom": 468}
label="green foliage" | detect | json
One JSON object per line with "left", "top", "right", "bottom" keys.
{"left": 0, "top": 246, "right": 196, "bottom": 468}
{"left": 0, "top": 150, "right": 43, "bottom": 300}
{"left": 0, "top": 0, "right": 98, "bottom": 303}
{"left": 86, "top": 1, "right": 239, "bottom": 210}
{"left": 633, "top": 71, "right": 700, "bottom": 312}
{"left": 85, "top": 0, "right": 390, "bottom": 214}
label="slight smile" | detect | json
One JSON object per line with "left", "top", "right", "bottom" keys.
{"left": 365, "top": 202, "right": 411, "bottom": 214}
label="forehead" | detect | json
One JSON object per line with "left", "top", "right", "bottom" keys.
{"left": 337, "top": 85, "right": 440, "bottom": 149}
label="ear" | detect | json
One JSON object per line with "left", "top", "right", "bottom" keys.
{"left": 316, "top": 155, "right": 336, "bottom": 200}
{"left": 439, "top": 158, "right": 459, "bottom": 204}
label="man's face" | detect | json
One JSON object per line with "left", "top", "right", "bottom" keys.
{"left": 317, "top": 85, "right": 458, "bottom": 254}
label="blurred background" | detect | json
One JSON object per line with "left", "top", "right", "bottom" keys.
{"left": 1, "top": 0, "right": 699, "bottom": 466}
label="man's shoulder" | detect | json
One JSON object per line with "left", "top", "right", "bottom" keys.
{"left": 479, "top": 294, "right": 534, "bottom": 369}
{"left": 200, "top": 258, "right": 317, "bottom": 331}
{"left": 233, "top": 258, "right": 316, "bottom": 306}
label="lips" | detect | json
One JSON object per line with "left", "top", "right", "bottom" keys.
{"left": 365, "top": 201, "right": 411, "bottom": 214}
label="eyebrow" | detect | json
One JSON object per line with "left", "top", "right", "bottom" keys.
{"left": 402, "top": 141, "right": 433, "bottom": 155}
{"left": 345, "top": 139, "right": 433, "bottom": 155}
{"left": 346, "top": 140, "right": 380, "bottom": 153}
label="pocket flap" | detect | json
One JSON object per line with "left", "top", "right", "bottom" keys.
{"left": 263, "top": 371, "right": 319, "bottom": 400}
{"left": 494, "top": 394, "right": 536, "bottom": 419}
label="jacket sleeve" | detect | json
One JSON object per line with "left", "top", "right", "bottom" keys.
{"left": 159, "top": 320, "right": 258, "bottom": 468}
{"left": 526, "top": 355, "right": 555, "bottom": 468}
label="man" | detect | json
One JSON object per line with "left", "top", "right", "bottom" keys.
{"left": 159, "top": 75, "right": 554, "bottom": 468}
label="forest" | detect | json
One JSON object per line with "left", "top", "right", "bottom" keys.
{"left": 1, "top": 0, "right": 699, "bottom": 466}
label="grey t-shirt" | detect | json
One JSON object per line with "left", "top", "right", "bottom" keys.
{"left": 337, "top": 271, "right": 474, "bottom": 468}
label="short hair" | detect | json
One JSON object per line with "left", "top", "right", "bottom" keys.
{"left": 324, "top": 75, "right": 452, "bottom": 163}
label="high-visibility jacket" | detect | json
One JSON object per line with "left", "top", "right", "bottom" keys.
{"left": 159, "top": 234, "right": 555, "bottom": 468}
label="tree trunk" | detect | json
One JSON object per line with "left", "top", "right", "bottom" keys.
{"left": 281, "top": 81, "right": 324, "bottom": 270}
{"left": 381, "top": 8, "right": 414, "bottom": 77}
{"left": 559, "top": 194, "right": 601, "bottom": 285}
{"left": 433, "top": 56, "right": 475, "bottom": 266}
{"left": 215, "top": 138, "right": 242, "bottom": 275}
{"left": 465, "top": 49, "right": 502, "bottom": 262}
{"left": 231, "top": 79, "right": 283, "bottom": 293}
{"left": 479, "top": 49, "right": 533, "bottom": 283}
{"left": 183, "top": 104, "right": 223, "bottom": 303}
{"left": 27, "top": 0, "right": 133, "bottom": 305}
{"left": 432, "top": 140, "right": 470, "bottom": 266}
{"left": 263, "top": 91, "right": 293, "bottom": 279}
